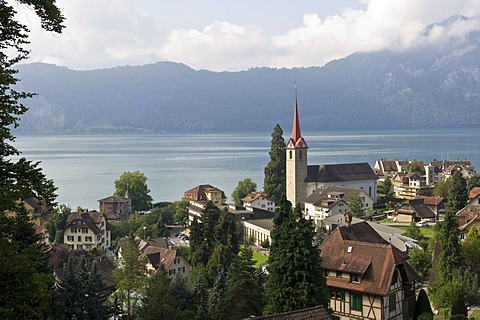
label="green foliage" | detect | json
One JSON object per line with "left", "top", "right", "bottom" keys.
{"left": 111, "top": 208, "right": 170, "bottom": 242}
{"left": 231, "top": 178, "right": 257, "bottom": 206}
{"left": 408, "top": 247, "right": 431, "bottom": 280}
{"left": 264, "top": 198, "right": 329, "bottom": 314}
{"left": 466, "top": 176, "right": 480, "bottom": 192}
{"left": 140, "top": 267, "right": 195, "bottom": 320}
{"left": 446, "top": 171, "right": 468, "bottom": 214}
{"left": 44, "top": 204, "right": 71, "bottom": 243}
{"left": 173, "top": 198, "right": 190, "bottom": 226}
{"left": 413, "top": 289, "right": 433, "bottom": 320}
{"left": 406, "top": 160, "right": 424, "bottom": 173}
{"left": 210, "top": 246, "right": 266, "bottom": 319}
{"left": 434, "top": 209, "right": 463, "bottom": 281}
{"left": 54, "top": 255, "right": 113, "bottom": 319}
{"left": 405, "top": 221, "right": 422, "bottom": 240}
{"left": 378, "top": 178, "right": 396, "bottom": 208}
{"left": 466, "top": 225, "right": 480, "bottom": 240}
{"left": 114, "top": 170, "right": 153, "bottom": 211}
{"left": 263, "top": 124, "right": 286, "bottom": 203}
{"left": 433, "top": 178, "right": 450, "bottom": 199}
{"left": 349, "top": 192, "right": 364, "bottom": 218}
{"left": 462, "top": 236, "right": 480, "bottom": 279}
{"left": 113, "top": 237, "right": 146, "bottom": 318}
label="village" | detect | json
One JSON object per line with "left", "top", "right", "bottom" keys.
{"left": 9, "top": 96, "right": 480, "bottom": 320}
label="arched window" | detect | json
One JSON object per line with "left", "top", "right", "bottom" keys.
{"left": 289, "top": 150, "right": 292, "bottom": 159}
{"left": 299, "top": 150, "right": 303, "bottom": 159}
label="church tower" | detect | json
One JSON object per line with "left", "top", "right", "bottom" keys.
{"left": 286, "top": 87, "right": 308, "bottom": 207}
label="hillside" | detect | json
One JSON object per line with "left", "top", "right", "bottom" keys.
{"left": 14, "top": 16, "right": 480, "bottom": 133}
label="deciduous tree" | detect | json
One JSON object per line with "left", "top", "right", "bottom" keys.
{"left": 114, "top": 170, "right": 153, "bottom": 211}
{"left": 263, "top": 124, "right": 286, "bottom": 203}
{"left": 348, "top": 192, "right": 363, "bottom": 218}
{"left": 231, "top": 178, "right": 257, "bottom": 206}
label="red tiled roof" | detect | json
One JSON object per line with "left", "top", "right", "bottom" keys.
{"left": 469, "top": 187, "right": 480, "bottom": 200}
{"left": 242, "top": 191, "right": 272, "bottom": 203}
{"left": 245, "top": 306, "right": 331, "bottom": 320}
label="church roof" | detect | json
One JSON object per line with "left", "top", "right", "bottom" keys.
{"left": 286, "top": 88, "right": 308, "bottom": 149}
{"left": 306, "top": 163, "right": 377, "bottom": 183}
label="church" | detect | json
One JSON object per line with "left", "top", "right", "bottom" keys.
{"left": 285, "top": 91, "right": 378, "bottom": 208}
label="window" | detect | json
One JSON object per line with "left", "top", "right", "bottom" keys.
{"left": 391, "top": 270, "right": 398, "bottom": 286}
{"left": 67, "top": 236, "right": 74, "bottom": 242}
{"left": 299, "top": 150, "right": 303, "bottom": 159}
{"left": 350, "top": 273, "right": 360, "bottom": 283}
{"left": 182, "top": 267, "right": 185, "bottom": 273}
{"left": 336, "top": 271, "right": 342, "bottom": 277}
{"left": 289, "top": 150, "right": 292, "bottom": 159}
{"left": 85, "top": 236, "right": 93, "bottom": 242}
{"left": 351, "top": 292, "right": 362, "bottom": 311}
{"left": 389, "top": 294, "right": 396, "bottom": 312}
{"left": 71, "top": 228, "right": 76, "bottom": 233}
{"left": 68, "top": 244, "right": 74, "bottom": 250}
{"left": 77, "top": 244, "right": 83, "bottom": 250}
{"left": 77, "top": 236, "right": 82, "bottom": 242}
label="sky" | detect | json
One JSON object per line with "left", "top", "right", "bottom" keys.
{"left": 12, "top": 0, "right": 480, "bottom": 71}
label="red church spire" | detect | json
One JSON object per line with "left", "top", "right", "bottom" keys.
{"left": 291, "top": 85, "right": 302, "bottom": 144}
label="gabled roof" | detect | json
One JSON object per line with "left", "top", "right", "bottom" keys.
{"left": 98, "top": 195, "right": 129, "bottom": 203}
{"left": 320, "top": 222, "right": 417, "bottom": 296}
{"left": 469, "top": 187, "right": 480, "bottom": 200}
{"left": 65, "top": 211, "right": 104, "bottom": 235}
{"left": 456, "top": 205, "right": 480, "bottom": 230}
{"left": 415, "top": 196, "right": 444, "bottom": 207}
{"left": 245, "top": 306, "right": 331, "bottom": 320}
{"left": 306, "top": 163, "right": 377, "bottom": 183}
{"left": 304, "top": 186, "right": 371, "bottom": 206}
{"left": 184, "top": 184, "right": 226, "bottom": 200}
{"left": 242, "top": 191, "right": 273, "bottom": 204}
{"left": 395, "top": 199, "right": 436, "bottom": 219}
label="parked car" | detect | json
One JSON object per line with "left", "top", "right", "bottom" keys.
{"left": 416, "top": 221, "right": 429, "bottom": 226}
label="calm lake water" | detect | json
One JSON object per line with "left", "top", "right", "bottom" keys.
{"left": 12, "top": 128, "right": 480, "bottom": 209}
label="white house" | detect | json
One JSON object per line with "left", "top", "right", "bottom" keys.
{"left": 63, "top": 211, "right": 112, "bottom": 251}
{"left": 242, "top": 192, "right": 275, "bottom": 212}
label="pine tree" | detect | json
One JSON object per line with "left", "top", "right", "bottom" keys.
{"left": 264, "top": 197, "right": 328, "bottom": 314}
{"left": 113, "top": 238, "right": 146, "bottom": 318}
{"left": 263, "top": 124, "right": 286, "bottom": 203}
{"left": 446, "top": 171, "right": 468, "bottom": 214}
{"left": 413, "top": 289, "right": 433, "bottom": 320}
{"left": 190, "top": 201, "right": 221, "bottom": 267}
{"left": 348, "top": 192, "right": 364, "bottom": 218}
{"left": 140, "top": 268, "right": 174, "bottom": 320}
{"left": 208, "top": 269, "right": 229, "bottom": 320}
{"left": 169, "top": 276, "right": 195, "bottom": 319}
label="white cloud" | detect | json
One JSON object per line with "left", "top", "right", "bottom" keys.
{"left": 159, "top": 21, "right": 271, "bottom": 71}
{"left": 13, "top": 0, "right": 480, "bottom": 71}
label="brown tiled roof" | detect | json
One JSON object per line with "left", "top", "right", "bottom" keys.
{"left": 469, "top": 187, "right": 480, "bottom": 200}
{"left": 395, "top": 199, "right": 436, "bottom": 220}
{"left": 415, "top": 196, "right": 444, "bottom": 206}
{"left": 245, "top": 306, "right": 331, "bottom": 320}
{"left": 144, "top": 248, "right": 182, "bottom": 270}
{"left": 456, "top": 205, "right": 480, "bottom": 229}
{"left": 304, "top": 186, "right": 369, "bottom": 207}
{"left": 137, "top": 237, "right": 167, "bottom": 252}
{"left": 320, "top": 222, "right": 418, "bottom": 296}
{"left": 242, "top": 192, "right": 272, "bottom": 203}
{"left": 65, "top": 211, "right": 104, "bottom": 235}
{"left": 306, "top": 163, "right": 377, "bottom": 183}
{"left": 183, "top": 184, "right": 226, "bottom": 201}
{"left": 97, "top": 195, "right": 129, "bottom": 203}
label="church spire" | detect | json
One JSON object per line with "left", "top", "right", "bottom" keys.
{"left": 291, "top": 85, "right": 302, "bottom": 144}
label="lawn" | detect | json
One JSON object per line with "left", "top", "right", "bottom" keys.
{"left": 241, "top": 245, "right": 269, "bottom": 267}
{"left": 394, "top": 225, "right": 435, "bottom": 239}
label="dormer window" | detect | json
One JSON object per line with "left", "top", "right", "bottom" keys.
{"left": 391, "top": 269, "right": 398, "bottom": 286}
{"left": 350, "top": 273, "right": 360, "bottom": 283}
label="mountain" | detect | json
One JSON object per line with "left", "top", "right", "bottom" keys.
{"left": 14, "top": 16, "right": 480, "bottom": 133}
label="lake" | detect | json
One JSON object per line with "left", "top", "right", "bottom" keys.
{"left": 12, "top": 128, "right": 480, "bottom": 209}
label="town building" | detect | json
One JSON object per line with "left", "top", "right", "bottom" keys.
{"left": 393, "top": 197, "right": 444, "bottom": 223}
{"left": 304, "top": 186, "right": 373, "bottom": 226}
{"left": 243, "top": 218, "right": 273, "bottom": 247}
{"left": 320, "top": 213, "right": 419, "bottom": 320}
{"left": 286, "top": 91, "right": 377, "bottom": 208}
{"left": 391, "top": 171, "right": 432, "bottom": 200}
{"left": 63, "top": 211, "right": 112, "bottom": 251}
{"left": 98, "top": 192, "right": 131, "bottom": 220}
{"left": 184, "top": 184, "right": 227, "bottom": 223}
{"left": 426, "top": 160, "right": 476, "bottom": 185}
{"left": 244, "top": 306, "right": 332, "bottom": 320}
{"left": 242, "top": 191, "right": 276, "bottom": 212}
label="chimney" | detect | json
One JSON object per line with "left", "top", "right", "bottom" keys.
{"left": 344, "top": 212, "right": 353, "bottom": 230}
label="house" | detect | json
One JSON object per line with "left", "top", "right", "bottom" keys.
{"left": 393, "top": 197, "right": 444, "bottom": 223}
{"left": 456, "top": 205, "right": 480, "bottom": 240}
{"left": 320, "top": 214, "right": 419, "bottom": 320}
{"left": 244, "top": 306, "right": 332, "bottom": 320}
{"left": 242, "top": 192, "right": 276, "bottom": 212}
{"left": 425, "top": 160, "right": 476, "bottom": 185}
{"left": 184, "top": 184, "right": 227, "bottom": 223}
{"left": 374, "top": 159, "right": 402, "bottom": 181}
{"left": 323, "top": 213, "right": 419, "bottom": 252}
{"left": 286, "top": 93, "right": 377, "bottom": 207}
{"left": 136, "top": 237, "right": 191, "bottom": 278}
{"left": 6, "top": 197, "right": 50, "bottom": 226}
{"left": 468, "top": 187, "right": 480, "bottom": 205}
{"left": 63, "top": 211, "right": 112, "bottom": 251}
{"left": 243, "top": 218, "right": 273, "bottom": 247}
{"left": 98, "top": 193, "right": 131, "bottom": 220}
{"left": 392, "top": 172, "right": 432, "bottom": 200}
{"left": 304, "top": 186, "right": 373, "bottom": 226}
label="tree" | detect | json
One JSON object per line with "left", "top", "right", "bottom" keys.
{"left": 263, "top": 124, "right": 286, "bottom": 203}
{"left": 264, "top": 197, "right": 329, "bottom": 314}
{"left": 114, "top": 170, "right": 153, "bottom": 211}
{"left": 55, "top": 254, "right": 113, "bottom": 319}
{"left": 408, "top": 247, "right": 431, "bottom": 280}
{"left": 140, "top": 267, "right": 174, "bottom": 320}
{"left": 432, "top": 178, "right": 450, "bottom": 199}
{"left": 189, "top": 201, "right": 221, "bottom": 267}
{"left": 0, "top": 3, "right": 63, "bottom": 317}
{"left": 113, "top": 237, "right": 146, "bottom": 319}
{"left": 231, "top": 178, "right": 257, "bottom": 206}
{"left": 348, "top": 192, "right": 363, "bottom": 218}
{"left": 45, "top": 204, "right": 71, "bottom": 243}
{"left": 381, "top": 177, "right": 396, "bottom": 208}
{"left": 406, "top": 160, "right": 424, "bottom": 173}
{"left": 173, "top": 198, "right": 190, "bottom": 226}
{"left": 413, "top": 289, "right": 433, "bottom": 320}
{"left": 404, "top": 221, "right": 422, "bottom": 240}
{"left": 445, "top": 171, "right": 468, "bottom": 214}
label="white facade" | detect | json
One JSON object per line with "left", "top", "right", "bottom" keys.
{"left": 63, "top": 212, "right": 111, "bottom": 251}
{"left": 242, "top": 192, "right": 275, "bottom": 212}
{"left": 306, "top": 180, "right": 377, "bottom": 204}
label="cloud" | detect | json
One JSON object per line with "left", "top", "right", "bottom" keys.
{"left": 159, "top": 21, "right": 271, "bottom": 71}
{"left": 13, "top": 0, "right": 480, "bottom": 71}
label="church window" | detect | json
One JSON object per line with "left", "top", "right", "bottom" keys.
{"left": 299, "top": 150, "right": 303, "bottom": 159}
{"left": 289, "top": 151, "right": 292, "bottom": 159}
